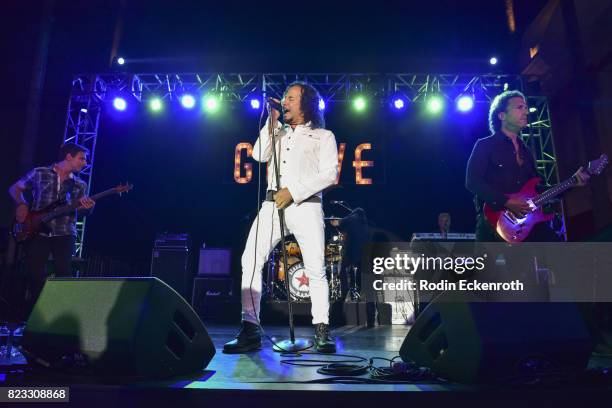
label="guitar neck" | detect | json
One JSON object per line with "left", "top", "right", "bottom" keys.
{"left": 41, "top": 188, "right": 119, "bottom": 221}
{"left": 532, "top": 176, "right": 577, "bottom": 207}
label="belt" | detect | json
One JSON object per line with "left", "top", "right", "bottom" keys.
{"left": 265, "top": 190, "right": 321, "bottom": 203}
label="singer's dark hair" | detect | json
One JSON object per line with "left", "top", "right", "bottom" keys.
{"left": 284, "top": 81, "right": 325, "bottom": 129}
{"left": 488, "top": 90, "right": 526, "bottom": 134}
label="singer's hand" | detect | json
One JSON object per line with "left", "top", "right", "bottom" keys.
{"left": 269, "top": 98, "right": 281, "bottom": 123}
{"left": 274, "top": 188, "right": 293, "bottom": 209}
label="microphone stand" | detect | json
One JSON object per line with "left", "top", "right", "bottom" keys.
{"left": 267, "top": 104, "right": 312, "bottom": 352}
{"left": 334, "top": 201, "right": 353, "bottom": 212}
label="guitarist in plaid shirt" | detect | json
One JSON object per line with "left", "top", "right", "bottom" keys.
{"left": 8, "top": 143, "right": 95, "bottom": 316}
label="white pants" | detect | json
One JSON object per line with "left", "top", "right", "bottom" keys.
{"left": 241, "top": 200, "right": 329, "bottom": 325}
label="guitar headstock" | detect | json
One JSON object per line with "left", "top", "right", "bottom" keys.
{"left": 114, "top": 183, "right": 134, "bottom": 194}
{"left": 587, "top": 154, "right": 609, "bottom": 176}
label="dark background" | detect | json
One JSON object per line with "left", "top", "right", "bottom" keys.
{"left": 0, "top": 0, "right": 563, "bottom": 271}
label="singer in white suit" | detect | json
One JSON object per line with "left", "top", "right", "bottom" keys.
{"left": 224, "top": 82, "right": 338, "bottom": 354}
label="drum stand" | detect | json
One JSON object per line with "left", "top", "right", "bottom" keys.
{"left": 348, "top": 265, "right": 361, "bottom": 301}
{"left": 266, "top": 105, "right": 312, "bottom": 352}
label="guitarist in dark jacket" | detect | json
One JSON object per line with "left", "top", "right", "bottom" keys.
{"left": 466, "top": 91, "right": 612, "bottom": 356}
{"left": 8, "top": 143, "right": 95, "bottom": 316}
{"left": 466, "top": 90, "right": 589, "bottom": 242}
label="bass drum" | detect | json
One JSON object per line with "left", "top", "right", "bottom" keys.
{"left": 286, "top": 261, "right": 343, "bottom": 302}
{"left": 287, "top": 262, "right": 311, "bottom": 301}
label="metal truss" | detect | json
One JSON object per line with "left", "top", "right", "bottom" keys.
{"left": 62, "top": 75, "right": 104, "bottom": 257}
{"left": 388, "top": 73, "right": 523, "bottom": 104}
{"left": 521, "top": 96, "right": 565, "bottom": 239}
{"left": 64, "top": 72, "right": 563, "bottom": 252}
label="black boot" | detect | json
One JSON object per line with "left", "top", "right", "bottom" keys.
{"left": 223, "top": 321, "right": 262, "bottom": 354}
{"left": 314, "top": 323, "right": 336, "bottom": 353}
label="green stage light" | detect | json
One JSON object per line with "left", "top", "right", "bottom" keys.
{"left": 203, "top": 95, "right": 220, "bottom": 113}
{"left": 353, "top": 96, "right": 366, "bottom": 111}
{"left": 149, "top": 98, "right": 163, "bottom": 112}
{"left": 427, "top": 96, "right": 444, "bottom": 114}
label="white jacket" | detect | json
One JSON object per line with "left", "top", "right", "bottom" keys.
{"left": 252, "top": 121, "right": 338, "bottom": 204}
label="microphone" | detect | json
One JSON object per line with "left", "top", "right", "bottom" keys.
{"left": 266, "top": 97, "right": 283, "bottom": 112}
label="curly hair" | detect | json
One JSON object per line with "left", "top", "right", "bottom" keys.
{"left": 284, "top": 81, "right": 325, "bottom": 129}
{"left": 488, "top": 90, "right": 526, "bottom": 134}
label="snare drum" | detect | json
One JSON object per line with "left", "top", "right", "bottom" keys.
{"left": 325, "top": 243, "right": 342, "bottom": 262}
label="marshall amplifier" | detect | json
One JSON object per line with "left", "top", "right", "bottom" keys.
{"left": 191, "top": 277, "right": 233, "bottom": 318}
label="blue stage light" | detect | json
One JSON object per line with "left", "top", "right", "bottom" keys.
{"left": 319, "top": 98, "right": 326, "bottom": 111}
{"left": 180, "top": 94, "right": 196, "bottom": 109}
{"left": 113, "top": 97, "right": 127, "bottom": 111}
{"left": 457, "top": 95, "right": 474, "bottom": 112}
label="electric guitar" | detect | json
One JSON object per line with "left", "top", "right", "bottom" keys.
{"left": 483, "top": 154, "right": 608, "bottom": 243}
{"left": 12, "top": 183, "right": 133, "bottom": 242}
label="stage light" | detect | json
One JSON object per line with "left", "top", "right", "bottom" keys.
{"left": 427, "top": 96, "right": 444, "bottom": 114}
{"left": 250, "top": 98, "right": 261, "bottom": 110}
{"left": 489, "top": 57, "right": 498, "bottom": 65}
{"left": 117, "top": 57, "right": 125, "bottom": 65}
{"left": 113, "top": 97, "right": 127, "bottom": 111}
{"left": 503, "top": 83, "right": 509, "bottom": 91}
{"left": 149, "top": 98, "right": 163, "bottom": 112}
{"left": 80, "top": 108, "right": 88, "bottom": 113}
{"left": 319, "top": 98, "right": 326, "bottom": 111}
{"left": 393, "top": 98, "right": 405, "bottom": 110}
{"left": 529, "top": 107, "right": 537, "bottom": 113}
{"left": 203, "top": 94, "right": 219, "bottom": 112}
{"left": 353, "top": 96, "right": 366, "bottom": 111}
{"left": 457, "top": 95, "right": 474, "bottom": 112}
{"left": 180, "top": 94, "right": 196, "bottom": 109}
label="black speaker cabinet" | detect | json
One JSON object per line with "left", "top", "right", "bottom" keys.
{"left": 192, "top": 277, "right": 233, "bottom": 318}
{"left": 400, "top": 291, "right": 593, "bottom": 383}
{"left": 22, "top": 277, "right": 216, "bottom": 379}
{"left": 151, "top": 247, "right": 193, "bottom": 301}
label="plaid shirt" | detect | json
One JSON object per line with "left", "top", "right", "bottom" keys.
{"left": 20, "top": 165, "right": 88, "bottom": 237}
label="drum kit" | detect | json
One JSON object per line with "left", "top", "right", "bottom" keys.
{"left": 264, "top": 217, "right": 344, "bottom": 302}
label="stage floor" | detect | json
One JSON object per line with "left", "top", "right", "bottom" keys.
{"left": 2, "top": 324, "right": 612, "bottom": 405}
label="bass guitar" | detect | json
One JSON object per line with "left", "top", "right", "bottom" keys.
{"left": 12, "top": 183, "right": 133, "bottom": 242}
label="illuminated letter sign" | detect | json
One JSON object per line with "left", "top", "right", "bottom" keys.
{"left": 234, "top": 143, "right": 253, "bottom": 183}
{"left": 353, "top": 143, "right": 373, "bottom": 185}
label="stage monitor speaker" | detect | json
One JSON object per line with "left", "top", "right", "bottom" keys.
{"left": 400, "top": 291, "right": 593, "bottom": 384}
{"left": 21, "top": 277, "right": 216, "bottom": 379}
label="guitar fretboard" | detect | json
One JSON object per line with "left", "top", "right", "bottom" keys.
{"left": 41, "top": 188, "right": 121, "bottom": 222}
{"left": 532, "top": 177, "right": 577, "bottom": 207}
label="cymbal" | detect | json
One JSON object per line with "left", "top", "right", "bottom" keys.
{"left": 324, "top": 217, "right": 341, "bottom": 221}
